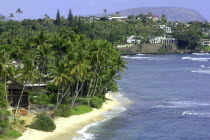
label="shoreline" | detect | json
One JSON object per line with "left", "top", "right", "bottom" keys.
{"left": 17, "top": 93, "right": 121, "bottom": 140}
{"left": 120, "top": 52, "right": 210, "bottom": 56}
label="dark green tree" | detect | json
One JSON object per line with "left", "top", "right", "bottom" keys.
{"left": 67, "top": 9, "right": 73, "bottom": 26}
{"left": 161, "top": 14, "right": 167, "bottom": 23}
{"left": 55, "top": 9, "right": 61, "bottom": 26}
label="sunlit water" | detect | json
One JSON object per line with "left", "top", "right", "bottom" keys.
{"left": 77, "top": 53, "right": 210, "bottom": 140}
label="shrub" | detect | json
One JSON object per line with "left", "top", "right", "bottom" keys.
{"left": 70, "top": 105, "right": 93, "bottom": 115}
{"left": 0, "top": 83, "right": 7, "bottom": 108}
{"left": 3, "top": 129, "right": 22, "bottom": 138}
{"left": 54, "top": 104, "right": 71, "bottom": 117}
{"left": 90, "top": 96, "right": 103, "bottom": 109}
{"left": 30, "top": 113, "right": 56, "bottom": 132}
{"left": 0, "top": 109, "right": 10, "bottom": 135}
{"left": 29, "top": 92, "right": 51, "bottom": 105}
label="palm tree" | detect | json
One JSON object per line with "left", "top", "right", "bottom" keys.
{"left": 16, "top": 8, "right": 23, "bottom": 21}
{"left": 9, "top": 13, "right": 15, "bottom": 20}
{"left": 49, "top": 59, "right": 74, "bottom": 107}
{"left": 0, "top": 50, "right": 14, "bottom": 107}
{"left": 103, "top": 9, "right": 107, "bottom": 17}
{"left": 44, "top": 14, "right": 49, "bottom": 20}
{"left": 116, "top": 11, "right": 120, "bottom": 15}
{"left": 0, "top": 16, "right": 5, "bottom": 21}
{"left": 15, "top": 57, "right": 39, "bottom": 116}
{"left": 70, "top": 50, "right": 90, "bottom": 109}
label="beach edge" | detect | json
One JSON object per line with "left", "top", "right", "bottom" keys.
{"left": 17, "top": 93, "right": 121, "bottom": 140}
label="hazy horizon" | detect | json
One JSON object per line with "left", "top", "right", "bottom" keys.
{"left": 0, "top": 0, "right": 209, "bottom": 21}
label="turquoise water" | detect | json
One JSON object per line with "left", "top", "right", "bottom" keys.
{"left": 78, "top": 54, "right": 210, "bottom": 140}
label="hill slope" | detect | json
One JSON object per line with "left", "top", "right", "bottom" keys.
{"left": 113, "top": 7, "right": 206, "bottom": 22}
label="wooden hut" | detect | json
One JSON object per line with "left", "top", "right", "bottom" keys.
{"left": 7, "top": 80, "right": 46, "bottom": 108}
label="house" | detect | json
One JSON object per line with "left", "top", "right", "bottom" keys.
{"left": 127, "top": 35, "right": 141, "bottom": 44}
{"left": 86, "top": 16, "right": 100, "bottom": 22}
{"left": 164, "top": 27, "right": 172, "bottom": 33}
{"left": 151, "top": 15, "right": 159, "bottom": 21}
{"left": 155, "top": 25, "right": 172, "bottom": 33}
{"left": 7, "top": 80, "right": 46, "bottom": 108}
{"left": 149, "top": 37, "right": 177, "bottom": 44}
{"left": 149, "top": 37, "right": 162, "bottom": 44}
{"left": 107, "top": 15, "right": 126, "bottom": 21}
{"left": 200, "top": 39, "right": 210, "bottom": 46}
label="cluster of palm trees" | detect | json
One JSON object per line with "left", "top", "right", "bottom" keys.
{"left": 0, "top": 8, "right": 22, "bottom": 21}
{"left": 0, "top": 27, "right": 127, "bottom": 112}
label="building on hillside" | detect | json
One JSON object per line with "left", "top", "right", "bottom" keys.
{"left": 149, "top": 37, "right": 162, "bottom": 44}
{"left": 127, "top": 35, "right": 141, "bottom": 44}
{"left": 107, "top": 15, "right": 126, "bottom": 21}
{"left": 200, "top": 39, "right": 210, "bottom": 46}
{"left": 86, "top": 16, "right": 100, "bottom": 22}
{"left": 151, "top": 15, "right": 159, "bottom": 21}
{"left": 7, "top": 80, "right": 47, "bottom": 108}
{"left": 149, "top": 37, "right": 177, "bottom": 44}
{"left": 155, "top": 25, "right": 172, "bottom": 33}
{"left": 164, "top": 27, "right": 172, "bottom": 33}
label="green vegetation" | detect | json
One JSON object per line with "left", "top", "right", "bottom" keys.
{"left": 30, "top": 114, "right": 56, "bottom": 132}
{"left": 90, "top": 96, "right": 103, "bottom": 109}
{"left": 0, "top": 8, "right": 128, "bottom": 135}
{"left": 54, "top": 104, "right": 71, "bottom": 117}
{"left": 1, "top": 7, "right": 209, "bottom": 135}
{"left": 70, "top": 105, "right": 93, "bottom": 115}
{"left": 0, "top": 83, "right": 22, "bottom": 139}
{"left": 2, "top": 129, "right": 22, "bottom": 138}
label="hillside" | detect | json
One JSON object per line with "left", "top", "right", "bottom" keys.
{"left": 110, "top": 7, "right": 206, "bottom": 22}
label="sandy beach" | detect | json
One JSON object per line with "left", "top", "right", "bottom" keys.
{"left": 17, "top": 93, "right": 120, "bottom": 140}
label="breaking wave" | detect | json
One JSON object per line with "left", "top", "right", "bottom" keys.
{"left": 182, "top": 111, "right": 210, "bottom": 117}
{"left": 73, "top": 106, "right": 127, "bottom": 140}
{"left": 153, "top": 101, "right": 210, "bottom": 109}
{"left": 192, "top": 53, "right": 210, "bottom": 56}
{"left": 181, "top": 57, "right": 210, "bottom": 62}
{"left": 122, "top": 56, "right": 165, "bottom": 60}
{"left": 191, "top": 69, "right": 210, "bottom": 74}
{"left": 136, "top": 54, "right": 146, "bottom": 56}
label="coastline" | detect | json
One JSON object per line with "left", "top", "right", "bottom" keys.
{"left": 17, "top": 93, "right": 121, "bottom": 140}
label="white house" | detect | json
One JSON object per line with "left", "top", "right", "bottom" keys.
{"left": 200, "top": 39, "right": 210, "bottom": 46}
{"left": 164, "top": 27, "right": 172, "bottom": 33}
{"left": 149, "top": 37, "right": 162, "bottom": 44}
{"left": 149, "top": 37, "right": 176, "bottom": 44}
{"left": 155, "top": 25, "right": 172, "bottom": 33}
{"left": 107, "top": 15, "right": 126, "bottom": 21}
{"left": 127, "top": 35, "right": 141, "bottom": 44}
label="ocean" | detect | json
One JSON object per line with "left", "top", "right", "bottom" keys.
{"left": 76, "top": 53, "right": 210, "bottom": 140}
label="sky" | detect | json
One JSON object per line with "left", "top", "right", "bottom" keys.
{"left": 0, "top": 0, "right": 210, "bottom": 21}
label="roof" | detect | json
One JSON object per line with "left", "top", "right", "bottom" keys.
{"left": 24, "top": 84, "right": 46, "bottom": 87}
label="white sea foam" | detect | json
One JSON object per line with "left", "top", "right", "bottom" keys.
{"left": 73, "top": 119, "right": 108, "bottom": 140}
{"left": 73, "top": 106, "right": 127, "bottom": 140}
{"left": 152, "top": 105, "right": 185, "bottom": 109}
{"left": 136, "top": 54, "right": 146, "bottom": 56}
{"left": 182, "top": 111, "right": 210, "bottom": 117}
{"left": 181, "top": 57, "right": 210, "bottom": 62}
{"left": 201, "top": 65, "right": 205, "bottom": 68}
{"left": 153, "top": 101, "right": 210, "bottom": 109}
{"left": 191, "top": 69, "right": 210, "bottom": 74}
{"left": 192, "top": 53, "right": 210, "bottom": 56}
{"left": 122, "top": 56, "right": 164, "bottom": 61}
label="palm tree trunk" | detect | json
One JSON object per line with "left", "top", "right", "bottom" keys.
{"left": 86, "top": 78, "right": 93, "bottom": 98}
{"left": 70, "top": 79, "right": 86, "bottom": 109}
{"left": 4, "top": 75, "right": 8, "bottom": 108}
{"left": 15, "top": 85, "right": 26, "bottom": 116}
{"left": 56, "top": 85, "right": 61, "bottom": 107}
